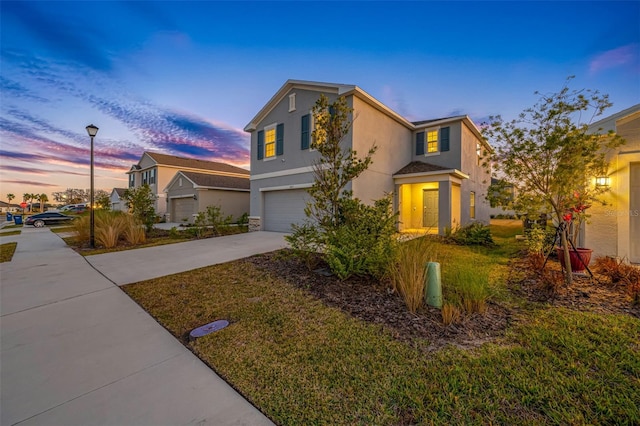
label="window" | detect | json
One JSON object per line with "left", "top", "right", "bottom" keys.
{"left": 427, "top": 130, "right": 438, "bottom": 153}
{"left": 265, "top": 126, "right": 276, "bottom": 158}
{"left": 142, "top": 170, "right": 148, "bottom": 185}
{"left": 477, "top": 142, "right": 482, "bottom": 166}
{"left": 470, "top": 191, "right": 476, "bottom": 219}
{"left": 416, "top": 132, "right": 425, "bottom": 155}
{"left": 129, "top": 174, "right": 135, "bottom": 188}
{"left": 150, "top": 168, "right": 156, "bottom": 184}
{"left": 289, "top": 93, "right": 296, "bottom": 112}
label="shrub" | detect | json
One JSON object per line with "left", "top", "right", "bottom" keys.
{"left": 593, "top": 257, "right": 640, "bottom": 304}
{"left": 237, "top": 212, "right": 249, "bottom": 226}
{"left": 285, "top": 223, "right": 323, "bottom": 271}
{"left": 388, "top": 235, "right": 437, "bottom": 313}
{"left": 123, "top": 218, "right": 146, "bottom": 245}
{"left": 193, "top": 205, "right": 233, "bottom": 238}
{"left": 95, "top": 211, "right": 126, "bottom": 248}
{"left": 448, "top": 223, "right": 494, "bottom": 246}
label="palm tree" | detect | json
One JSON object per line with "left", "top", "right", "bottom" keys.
{"left": 39, "top": 194, "right": 49, "bottom": 212}
{"left": 7, "top": 193, "right": 15, "bottom": 205}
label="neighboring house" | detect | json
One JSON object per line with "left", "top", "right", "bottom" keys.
{"left": 110, "top": 188, "right": 128, "bottom": 212}
{"left": 583, "top": 104, "right": 640, "bottom": 264}
{"left": 127, "top": 152, "right": 249, "bottom": 219}
{"left": 164, "top": 171, "right": 249, "bottom": 223}
{"left": 1, "top": 201, "right": 19, "bottom": 213}
{"left": 244, "top": 79, "right": 491, "bottom": 233}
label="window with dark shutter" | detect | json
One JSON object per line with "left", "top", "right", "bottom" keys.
{"left": 301, "top": 114, "right": 310, "bottom": 150}
{"left": 440, "top": 127, "right": 450, "bottom": 152}
{"left": 276, "top": 123, "right": 284, "bottom": 156}
{"left": 416, "top": 132, "right": 425, "bottom": 156}
{"left": 257, "top": 130, "right": 264, "bottom": 160}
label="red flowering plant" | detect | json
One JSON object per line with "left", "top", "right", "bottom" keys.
{"left": 562, "top": 191, "right": 591, "bottom": 248}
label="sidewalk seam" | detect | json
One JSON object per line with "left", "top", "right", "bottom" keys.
{"left": 10, "top": 352, "right": 186, "bottom": 426}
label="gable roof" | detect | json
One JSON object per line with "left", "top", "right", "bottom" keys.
{"left": 111, "top": 188, "right": 127, "bottom": 197}
{"left": 165, "top": 171, "right": 250, "bottom": 192}
{"left": 131, "top": 152, "right": 249, "bottom": 176}
{"left": 244, "top": 79, "right": 490, "bottom": 150}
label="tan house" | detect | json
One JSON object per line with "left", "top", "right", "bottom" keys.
{"left": 127, "top": 152, "right": 250, "bottom": 220}
{"left": 583, "top": 104, "right": 640, "bottom": 264}
{"left": 164, "top": 171, "right": 249, "bottom": 223}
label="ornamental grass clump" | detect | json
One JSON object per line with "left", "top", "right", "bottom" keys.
{"left": 95, "top": 211, "right": 127, "bottom": 248}
{"left": 444, "top": 263, "right": 490, "bottom": 315}
{"left": 388, "top": 235, "right": 437, "bottom": 313}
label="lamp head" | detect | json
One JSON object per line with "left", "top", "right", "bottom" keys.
{"left": 86, "top": 124, "right": 99, "bottom": 137}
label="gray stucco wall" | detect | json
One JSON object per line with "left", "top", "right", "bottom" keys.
{"left": 459, "top": 122, "right": 491, "bottom": 225}
{"left": 351, "top": 96, "right": 412, "bottom": 204}
{"left": 412, "top": 122, "right": 463, "bottom": 170}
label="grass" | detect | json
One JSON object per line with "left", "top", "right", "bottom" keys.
{"left": 1, "top": 242, "right": 17, "bottom": 262}
{"left": 123, "top": 220, "right": 640, "bottom": 424}
{"left": 0, "top": 230, "right": 21, "bottom": 237}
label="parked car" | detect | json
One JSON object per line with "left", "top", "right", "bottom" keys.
{"left": 66, "top": 205, "right": 89, "bottom": 214}
{"left": 60, "top": 203, "right": 87, "bottom": 212}
{"left": 24, "top": 212, "right": 75, "bottom": 227}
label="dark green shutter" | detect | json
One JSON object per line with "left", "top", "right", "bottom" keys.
{"left": 257, "top": 130, "right": 264, "bottom": 160}
{"left": 416, "top": 132, "right": 425, "bottom": 156}
{"left": 301, "top": 114, "right": 310, "bottom": 150}
{"left": 440, "top": 127, "right": 450, "bottom": 152}
{"left": 276, "top": 123, "right": 284, "bottom": 156}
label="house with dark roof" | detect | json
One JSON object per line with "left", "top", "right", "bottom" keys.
{"left": 127, "top": 152, "right": 249, "bottom": 220}
{"left": 164, "top": 171, "right": 249, "bottom": 223}
{"left": 244, "top": 79, "right": 491, "bottom": 233}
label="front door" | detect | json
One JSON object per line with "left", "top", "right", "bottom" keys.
{"left": 630, "top": 163, "right": 640, "bottom": 263}
{"left": 423, "top": 189, "right": 439, "bottom": 228}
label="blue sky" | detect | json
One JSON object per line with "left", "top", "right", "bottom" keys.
{"left": 1, "top": 1, "right": 639, "bottom": 200}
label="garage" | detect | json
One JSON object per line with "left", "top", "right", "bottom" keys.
{"left": 171, "top": 197, "right": 195, "bottom": 223}
{"left": 263, "top": 189, "right": 310, "bottom": 232}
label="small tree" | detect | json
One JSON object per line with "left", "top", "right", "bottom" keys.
{"left": 483, "top": 77, "right": 624, "bottom": 284}
{"left": 122, "top": 184, "right": 156, "bottom": 232}
{"left": 95, "top": 189, "right": 111, "bottom": 210}
{"left": 286, "top": 94, "right": 396, "bottom": 280}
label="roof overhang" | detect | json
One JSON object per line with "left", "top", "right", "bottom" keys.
{"left": 393, "top": 168, "right": 469, "bottom": 181}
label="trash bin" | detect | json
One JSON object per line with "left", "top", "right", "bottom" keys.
{"left": 13, "top": 215, "right": 23, "bottom": 225}
{"left": 6, "top": 212, "right": 12, "bottom": 221}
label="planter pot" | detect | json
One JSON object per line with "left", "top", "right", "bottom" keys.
{"left": 555, "top": 247, "right": 593, "bottom": 272}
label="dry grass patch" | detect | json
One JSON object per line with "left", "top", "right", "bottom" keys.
{"left": 1, "top": 242, "right": 17, "bottom": 262}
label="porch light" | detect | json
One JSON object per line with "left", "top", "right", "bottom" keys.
{"left": 595, "top": 176, "right": 610, "bottom": 188}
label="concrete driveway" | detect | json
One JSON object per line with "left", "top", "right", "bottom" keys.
{"left": 1, "top": 228, "right": 285, "bottom": 425}
{"left": 86, "top": 231, "right": 288, "bottom": 285}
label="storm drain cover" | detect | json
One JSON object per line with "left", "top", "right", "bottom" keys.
{"left": 190, "top": 320, "right": 229, "bottom": 339}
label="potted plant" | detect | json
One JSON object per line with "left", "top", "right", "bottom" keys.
{"left": 555, "top": 192, "right": 592, "bottom": 273}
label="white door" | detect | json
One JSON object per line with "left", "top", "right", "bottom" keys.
{"left": 263, "top": 189, "right": 309, "bottom": 233}
{"left": 172, "top": 198, "right": 195, "bottom": 223}
{"left": 630, "top": 163, "right": 640, "bottom": 263}
{"left": 422, "top": 189, "right": 439, "bottom": 229}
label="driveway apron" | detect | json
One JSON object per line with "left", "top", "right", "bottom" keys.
{"left": 1, "top": 227, "right": 276, "bottom": 425}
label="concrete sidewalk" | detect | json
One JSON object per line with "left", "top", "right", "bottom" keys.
{"left": 1, "top": 227, "right": 281, "bottom": 425}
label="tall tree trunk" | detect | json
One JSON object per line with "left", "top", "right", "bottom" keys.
{"left": 560, "top": 226, "right": 573, "bottom": 285}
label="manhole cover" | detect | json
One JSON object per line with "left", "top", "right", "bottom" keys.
{"left": 189, "top": 320, "right": 229, "bottom": 339}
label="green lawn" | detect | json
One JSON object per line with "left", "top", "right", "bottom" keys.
{"left": 1, "top": 242, "right": 17, "bottom": 262}
{"left": 0, "top": 230, "right": 21, "bottom": 237}
{"left": 123, "top": 220, "right": 639, "bottom": 425}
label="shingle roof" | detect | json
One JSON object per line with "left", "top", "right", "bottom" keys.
{"left": 411, "top": 115, "right": 466, "bottom": 126}
{"left": 181, "top": 171, "right": 249, "bottom": 190}
{"left": 144, "top": 152, "right": 249, "bottom": 175}
{"left": 394, "top": 161, "right": 453, "bottom": 175}
{"left": 114, "top": 188, "right": 127, "bottom": 197}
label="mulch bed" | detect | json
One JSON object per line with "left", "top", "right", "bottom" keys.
{"left": 246, "top": 251, "right": 512, "bottom": 352}
{"left": 247, "top": 250, "right": 640, "bottom": 352}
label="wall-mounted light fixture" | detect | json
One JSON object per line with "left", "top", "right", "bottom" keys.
{"left": 595, "top": 176, "right": 610, "bottom": 188}
{"left": 193, "top": 194, "right": 198, "bottom": 200}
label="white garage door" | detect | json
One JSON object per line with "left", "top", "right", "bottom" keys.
{"left": 263, "top": 189, "right": 310, "bottom": 232}
{"left": 172, "top": 198, "right": 195, "bottom": 222}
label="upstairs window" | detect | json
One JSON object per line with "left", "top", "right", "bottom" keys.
{"left": 257, "top": 123, "right": 284, "bottom": 160}
{"left": 265, "top": 126, "right": 276, "bottom": 158}
{"left": 415, "top": 126, "right": 451, "bottom": 156}
{"left": 129, "top": 174, "right": 135, "bottom": 188}
{"left": 301, "top": 114, "right": 310, "bottom": 150}
{"left": 427, "top": 130, "right": 438, "bottom": 153}
{"left": 470, "top": 191, "right": 476, "bottom": 219}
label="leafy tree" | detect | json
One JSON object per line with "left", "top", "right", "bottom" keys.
{"left": 483, "top": 77, "right": 624, "bottom": 284}
{"left": 122, "top": 184, "right": 156, "bottom": 232}
{"left": 7, "top": 193, "right": 15, "bottom": 205}
{"left": 286, "top": 94, "right": 396, "bottom": 280}
{"left": 39, "top": 194, "right": 48, "bottom": 212}
{"left": 95, "top": 189, "right": 111, "bottom": 210}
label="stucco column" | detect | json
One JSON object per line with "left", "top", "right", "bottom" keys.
{"left": 438, "top": 180, "right": 452, "bottom": 234}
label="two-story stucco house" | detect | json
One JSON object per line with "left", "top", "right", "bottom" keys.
{"left": 126, "top": 152, "right": 250, "bottom": 221}
{"left": 583, "top": 104, "right": 640, "bottom": 264}
{"left": 244, "top": 80, "right": 491, "bottom": 233}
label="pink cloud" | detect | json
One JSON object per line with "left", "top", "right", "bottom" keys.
{"left": 589, "top": 43, "right": 639, "bottom": 74}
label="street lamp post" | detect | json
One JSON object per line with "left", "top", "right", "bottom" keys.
{"left": 86, "top": 124, "right": 99, "bottom": 248}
